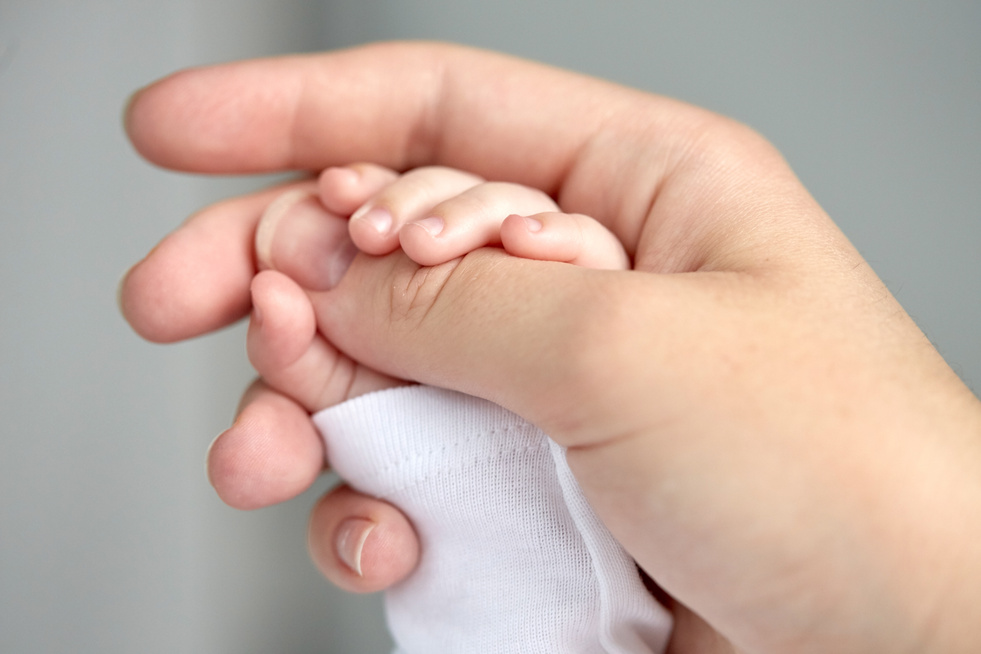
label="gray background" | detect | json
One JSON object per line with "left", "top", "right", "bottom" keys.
{"left": 1, "top": 1, "right": 978, "bottom": 652}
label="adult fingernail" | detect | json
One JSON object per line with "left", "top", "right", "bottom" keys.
{"left": 335, "top": 518, "right": 376, "bottom": 577}
{"left": 255, "top": 189, "right": 309, "bottom": 271}
{"left": 256, "top": 189, "right": 356, "bottom": 291}
{"left": 351, "top": 206, "right": 393, "bottom": 235}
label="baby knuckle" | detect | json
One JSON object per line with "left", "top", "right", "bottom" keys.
{"left": 385, "top": 258, "right": 462, "bottom": 330}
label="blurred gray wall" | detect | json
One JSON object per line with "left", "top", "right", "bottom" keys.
{"left": 1, "top": 1, "right": 977, "bottom": 652}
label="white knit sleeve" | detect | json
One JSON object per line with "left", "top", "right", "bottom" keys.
{"left": 314, "top": 385, "right": 672, "bottom": 654}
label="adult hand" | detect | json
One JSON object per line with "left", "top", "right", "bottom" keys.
{"left": 121, "top": 42, "right": 981, "bottom": 653}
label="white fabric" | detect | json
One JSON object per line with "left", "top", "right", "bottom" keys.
{"left": 314, "top": 386, "right": 672, "bottom": 653}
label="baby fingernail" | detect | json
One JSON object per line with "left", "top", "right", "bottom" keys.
{"left": 353, "top": 206, "right": 393, "bottom": 235}
{"left": 409, "top": 216, "right": 445, "bottom": 237}
{"left": 522, "top": 215, "right": 544, "bottom": 233}
{"left": 336, "top": 518, "right": 376, "bottom": 577}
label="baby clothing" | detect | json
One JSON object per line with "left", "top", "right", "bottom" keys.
{"left": 313, "top": 386, "right": 672, "bottom": 653}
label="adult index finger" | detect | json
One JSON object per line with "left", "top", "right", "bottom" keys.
{"left": 124, "top": 41, "right": 709, "bottom": 250}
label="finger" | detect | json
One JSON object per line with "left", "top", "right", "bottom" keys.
{"left": 347, "top": 165, "right": 483, "bottom": 256}
{"left": 317, "top": 163, "right": 399, "bottom": 216}
{"left": 308, "top": 484, "right": 420, "bottom": 593}
{"left": 119, "top": 179, "right": 316, "bottom": 343}
{"left": 500, "top": 211, "right": 630, "bottom": 270}
{"left": 248, "top": 270, "right": 404, "bottom": 413}
{"left": 254, "top": 188, "right": 358, "bottom": 291}
{"left": 248, "top": 270, "right": 318, "bottom": 372}
{"left": 125, "top": 43, "right": 608, "bottom": 186}
{"left": 212, "top": 378, "right": 422, "bottom": 593}
{"left": 398, "top": 182, "right": 558, "bottom": 267}
{"left": 207, "top": 379, "right": 325, "bottom": 510}
{"left": 125, "top": 42, "right": 717, "bottom": 253}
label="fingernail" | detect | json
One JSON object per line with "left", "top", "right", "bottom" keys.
{"left": 255, "top": 189, "right": 316, "bottom": 271}
{"left": 256, "top": 188, "right": 356, "bottom": 291}
{"left": 521, "top": 215, "right": 544, "bottom": 233}
{"left": 351, "top": 206, "right": 393, "bottom": 235}
{"left": 336, "top": 518, "right": 375, "bottom": 577}
{"left": 408, "top": 216, "right": 445, "bottom": 237}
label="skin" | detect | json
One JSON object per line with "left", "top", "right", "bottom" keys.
{"left": 335, "top": 163, "right": 631, "bottom": 269}
{"left": 250, "top": 162, "right": 628, "bottom": 415}
{"left": 248, "top": 163, "right": 630, "bottom": 597}
{"left": 120, "top": 42, "right": 981, "bottom": 653}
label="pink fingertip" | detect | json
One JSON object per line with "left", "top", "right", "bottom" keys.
{"left": 320, "top": 166, "right": 372, "bottom": 216}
